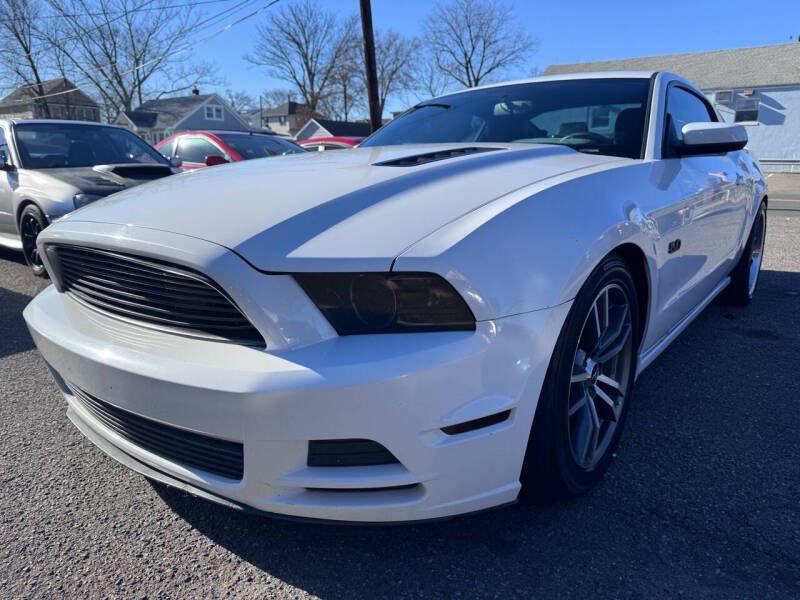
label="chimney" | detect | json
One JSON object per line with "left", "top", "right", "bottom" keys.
{"left": 192, "top": 87, "right": 199, "bottom": 96}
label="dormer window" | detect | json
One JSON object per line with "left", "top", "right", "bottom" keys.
{"left": 205, "top": 104, "right": 223, "bottom": 121}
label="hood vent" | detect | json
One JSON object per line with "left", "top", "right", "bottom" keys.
{"left": 375, "top": 146, "right": 502, "bottom": 167}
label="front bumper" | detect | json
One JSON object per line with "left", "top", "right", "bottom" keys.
{"left": 24, "top": 233, "right": 570, "bottom": 522}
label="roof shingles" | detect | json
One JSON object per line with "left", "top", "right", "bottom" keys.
{"left": 544, "top": 43, "right": 800, "bottom": 90}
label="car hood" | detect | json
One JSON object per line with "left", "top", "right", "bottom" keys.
{"left": 28, "top": 164, "right": 174, "bottom": 196}
{"left": 63, "top": 144, "right": 624, "bottom": 272}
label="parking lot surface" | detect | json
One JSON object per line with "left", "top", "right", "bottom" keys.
{"left": 1, "top": 212, "right": 799, "bottom": 599}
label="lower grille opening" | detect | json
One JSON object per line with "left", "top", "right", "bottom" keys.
{"left": 307, "top": 439, "right": 399, "bottom": 467}
{"left": 68, "top": 383, "right": 244, "bottom": 480}
{"left": 441, "top": 410, "right": 512, "bottom": 435}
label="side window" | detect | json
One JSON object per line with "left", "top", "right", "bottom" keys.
{"left": 0, "top": 128, "right": 8, "bottom": 155}
{"left": 665, "top": 86, "right": 716, "bottom": 146}
{"left": 176, "top": 138, "right": 219, "bottom": 163}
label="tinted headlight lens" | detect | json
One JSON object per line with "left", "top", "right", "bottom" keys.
{"left": 294, "top": 272, "right": 476, "bottom": 335}
{"left": 73, "top": 193, "right": 103, "bottom": 209}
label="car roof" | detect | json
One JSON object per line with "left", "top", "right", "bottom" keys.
{"left": 423, "top": 71, "right": 669, "bottom": 103}
{"left": 0, "top": 118, "right": 126, "bottom": 128}
{"left": 175, "top": 130, "right": 276, "bottom": 137}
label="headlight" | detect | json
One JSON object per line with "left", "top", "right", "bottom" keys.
{"left": 73, "top": 193, "right": 103, "bottom": 209}
{"left": 293, "top": 272, "right": 476, "bottom": 335}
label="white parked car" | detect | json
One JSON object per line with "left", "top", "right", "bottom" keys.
{"left": 24, "top": 72, "right": 767, "bottom": 523}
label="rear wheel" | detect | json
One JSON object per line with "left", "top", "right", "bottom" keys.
{"left": 19, "top": 204, "right": 49, "bottom": 277}
{"left": 522, "top": 255, "right": 640, "bottom": 501}
{"left": 721, "top": 201, "right": 767, "bottom": 306}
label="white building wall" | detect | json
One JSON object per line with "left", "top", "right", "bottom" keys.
{"left": 706, "top": 85, "right": 800, "bottom": 173}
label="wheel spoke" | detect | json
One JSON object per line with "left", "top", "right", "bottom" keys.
{"left": 569, "top": 393, "right": 588, "bottom": 416}
{"left": 570, "top": 371, "right": 591, "bottom": 384}
{"left": 593, "top": 385, "right": 618, "bottom": 422}
{"left": 592, "top": 303, "right": 631, "bottom": 364}
{"left": 585, "top": 393, "right": 601, "bottom": 462}
{"left": 596, "top": 373, "right": 621, "bottom": 391}
{"left": 591, "top": 302, "right": 602, "bottom": 338}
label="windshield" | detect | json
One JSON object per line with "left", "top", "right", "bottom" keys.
{"left": 217, "top": 133, "right": 306, "bottom": 159}
{"left": 362, "top": 78, "right": 651, "bottom": 159}
{"left": 15, "top": 123, "right": 168, "bottom": 169}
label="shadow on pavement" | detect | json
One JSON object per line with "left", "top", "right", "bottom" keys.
{"left": 0, "top": 287, "right": 36, "bottom": 359}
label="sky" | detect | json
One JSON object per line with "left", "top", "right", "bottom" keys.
{"left": 197, "top": 0, "right": 800, "bottom": 116}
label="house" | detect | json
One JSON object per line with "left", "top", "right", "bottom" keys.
{"left": 294, "top": 118, "right": 372, "bottom": 142}
{"left": 544, "top": 43, "right": 800, "bottom": 172}
{"left": 238, "top": 108, "right": 268, "bottom": 131}
{"left": 262, "top": 101, "right": 315, "bottom": 136}
{"left": 0, "top": 77, "right": 100, "bottom": 121}
{"left": 115, "top": 92, "right": 251, "bottom": 145}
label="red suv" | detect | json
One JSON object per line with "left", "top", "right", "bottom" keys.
{"left": 156, "top": 130, "right": 305, "bottom": 169}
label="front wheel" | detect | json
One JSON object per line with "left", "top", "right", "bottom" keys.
{"left": 19, "top": 204, "right": 49, "bottom": 277}
{"left": 522, "top": 255, "right": 640, "bottom": 501}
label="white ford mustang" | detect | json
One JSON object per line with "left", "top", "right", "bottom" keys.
{"left": 25, "top": 72, "right": 767, "bottom": 523}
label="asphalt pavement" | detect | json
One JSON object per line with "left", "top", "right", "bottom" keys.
{"left": 1, "top": 211, "right": 799, "bottom": 599}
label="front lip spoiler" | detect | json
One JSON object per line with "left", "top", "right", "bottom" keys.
{"left": 67, "top": 405, "right": 517, "bottom": 527}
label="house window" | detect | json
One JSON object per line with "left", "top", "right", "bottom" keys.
{"left": 279, "top": 116, "right": 286, "bottom": 125}
{"left": 733, "top": 94, "right": 760, "bottom": 124}
{"left": 205, "top": 104, "right": 224, "bottom": 121}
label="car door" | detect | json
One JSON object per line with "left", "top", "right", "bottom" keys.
{"left": 0, "top": 125, "right": 16, "bottom": 236}
{"left": 651, "top": 84, "right": 748, "bottom": 336}
{"left": 174, "top": 136, "right": 226, "bottom": 170}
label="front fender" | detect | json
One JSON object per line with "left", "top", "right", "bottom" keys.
{"left": 393, "top": 161, "right": 662, "bottom": 321}
{"left": 13, "top": 170, "right": 78, "bottom": 225}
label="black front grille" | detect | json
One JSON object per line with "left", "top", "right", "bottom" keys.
{"left": 307, "top": 439, "right": 400, "bottom": 467}
{"left": 69, "top": 383, "right": 244, "bottom": 480}
{"left": 49, "top": 245, "right": 263, "bottom": 345}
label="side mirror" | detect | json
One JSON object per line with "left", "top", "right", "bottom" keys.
{"left": 0, "top": 149, "right": 13, "bottom": 170}
{"left": 675, "top": 122, "right": 747, "bottom": 156}
{"left": 169, "top": 156, "right": 183, "bottom": 168}
{"left": 204, "top": 154, "right": 228, "bottom": 167}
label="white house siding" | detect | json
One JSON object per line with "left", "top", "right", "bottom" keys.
{"left": 707, "top": 85, "right": 800, "bottom": 173}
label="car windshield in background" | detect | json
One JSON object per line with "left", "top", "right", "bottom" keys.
{"left": 217, "top": 134, "right": 306, "bottom": 159}
{"left": 362, "top": 78, "right": 652, "bottom": 159}
{"left": 14, "top": 123, "right": 168, "bottom": 169}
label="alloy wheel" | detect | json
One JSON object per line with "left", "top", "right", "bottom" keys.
{"left": 20, "top": 214, "right": 43, "bottom": 268}
{"left": 567, "top": 283, "right": 634, "bottom": 470}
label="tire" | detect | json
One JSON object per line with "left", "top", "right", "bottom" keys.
{"left": 18, "top": 204, "right": 49, "bottom": 277}
{"left": 720, "top": 201, "right": 767, "bottom": 306}
{"left": 521, "top": 254, "right": 641, "bottom": 502}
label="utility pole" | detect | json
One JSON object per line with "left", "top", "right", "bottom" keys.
{"left": 359, "top": 0, "right": 381, "bottom": 132}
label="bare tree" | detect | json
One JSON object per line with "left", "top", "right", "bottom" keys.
{"left": 414, "top": 57, "right": 450, "bottom": 100}
{"left": 0, "top": 0, "right": 52, "bottom": 116}
{"left": 42, "top": 0, "right": 218, "bottom": 117}
{"left": 321, "top": 16, "right": 363, "bottom": 121}
{"left": 423, "top": 0, "right": 536, "bottom": 88}
{"left": 261, "top": 88, "right": 297, "bottom": 109}
{"left": 225, "top": 89, "right": 255, "bottom": 112}
{"left": 245, "top": 0, "right": 354, "bottom": 115}
{"left": 370, "top": 30, "right": 419, "bottom": 117}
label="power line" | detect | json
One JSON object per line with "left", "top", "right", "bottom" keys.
{"left": 5, "top": 0, "right": 280, "bottom": 105}
{"left": 0, "top": 0, "right": 236, "bottom": 24}
{"left": 13, "top": 0, "right": 257, "bottom": 62}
